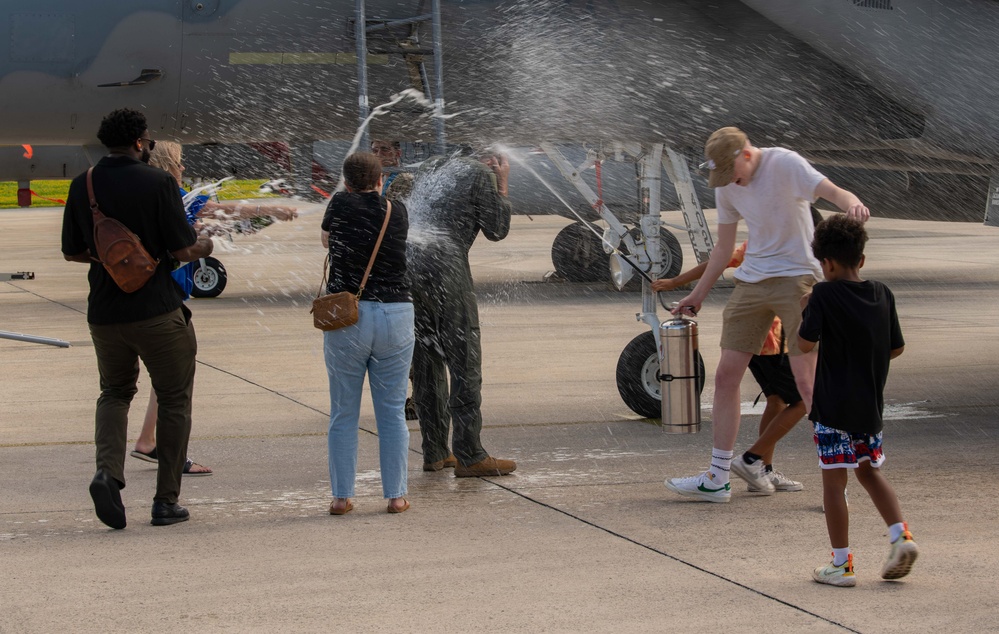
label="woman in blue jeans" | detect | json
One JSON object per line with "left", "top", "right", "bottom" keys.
{"left": 320, "top": 152, "right": 414, "bottom": 514}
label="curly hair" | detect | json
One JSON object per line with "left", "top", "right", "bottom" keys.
{"left": 341, "top": 152, "right": 383, "bottom": 191}
{"left": 96, "top": 108, "right": 147, "bottom": 149}
{"left": 812, "top": 214, "right": 868, "bottom": 268}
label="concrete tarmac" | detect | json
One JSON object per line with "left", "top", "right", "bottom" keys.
{"left": 2, "top": 203, "right": 998, "bottom": 633}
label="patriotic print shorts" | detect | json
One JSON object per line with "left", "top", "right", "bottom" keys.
{"left": 812, "top": 421, "right": 885, "bottom": 469}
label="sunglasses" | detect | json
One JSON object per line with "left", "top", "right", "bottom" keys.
{"left": 139, "top": 137, "right": 157, "bottom": 151}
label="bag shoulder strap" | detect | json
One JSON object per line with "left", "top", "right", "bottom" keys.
{"left": 317, "top": 199, "right": 393, "bottom": 300}
{"left": 86, "top": 167, "right": 104, "bottom": 221}
{"left": 357, "top": 199, "right": 392, "bottom": 295}
{"left": 86, "top": 167, "right": 105, "bottom": 263}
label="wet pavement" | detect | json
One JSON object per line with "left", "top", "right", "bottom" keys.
{"left": 2, "top": 204, "right": 998, "bottom": 632}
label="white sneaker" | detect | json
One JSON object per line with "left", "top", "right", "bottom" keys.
{"left": 664, "top": 471, "right": 731, "bottom": 503}
{"left": 813, "top": 554, "right": 856, "bottom": 587}
{"left": 748, "top": 469, "right": 804, "bottom": 492}
{"left": 881, "top": 525, "right": 918, "bottom": 580}
{"left": 770, "top": 470, "right": 803, "bottom": 491}
{"left": 731, "top": 456, "right": 775, "bottom": 494}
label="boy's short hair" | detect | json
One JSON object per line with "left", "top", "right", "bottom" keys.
{"left": 342, "top": 152, "right": 383, "bottom": 191}
{"left": 97, "top": 108, "right": 147, "bottom": 149}
{"left": 812, "top": 214, "right": 868, "bottom": 267}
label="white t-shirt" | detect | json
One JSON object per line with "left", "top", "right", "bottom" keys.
{"left": 715, "top": 147, "right": 825, "bottom": 283}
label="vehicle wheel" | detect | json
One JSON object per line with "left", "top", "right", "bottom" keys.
{"left": 622, "top": 227, "right": 683, "bottom": 290}
{"left": 190, "top": 256, "right": 227, "bottom": 298}
{"left": 551, "top": 221, "right": 608, "bottom": 282}
{"left": 659, "top": 228, "right": 683, "bottom": 279}
{"left": 616, "top": 330, "right": 705, "bottom": 418}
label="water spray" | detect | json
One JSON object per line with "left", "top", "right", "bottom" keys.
{"left": 335, "top": 89, "right": 441, "bottom": 194}
{"left": 496, "top": 145, "right": 655, "bottom": 285}
{"left": 183, "top": 176, "right": 234, "bottom": 209}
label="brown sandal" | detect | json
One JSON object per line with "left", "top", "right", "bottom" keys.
{"left": 329, "top": 499, "right": 353, "bottom": 515}
{"left": 387, "top": 499, "right": 410, "bottom": 514}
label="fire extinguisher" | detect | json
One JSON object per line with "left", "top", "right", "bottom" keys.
{"left": 659, "top": 303, "right": 702, "bottom": 433}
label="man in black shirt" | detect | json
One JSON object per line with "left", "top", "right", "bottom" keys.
{"left": 62, "top": 108, "right": 214, "bottom": 529}
{"left": 407, "top": 150, "right": 517, "bottom": 477}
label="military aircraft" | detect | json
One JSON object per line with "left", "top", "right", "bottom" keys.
{"left": 2, "top": 0, "right": 997, "bottom": 416}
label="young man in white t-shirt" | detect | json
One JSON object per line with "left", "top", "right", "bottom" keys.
{"left": 664, "top": 126, "right": 870, "bottom": 503}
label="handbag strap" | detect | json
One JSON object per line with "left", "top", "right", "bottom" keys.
{"left": 317, "top": 199, "right": 393, "bottom": 299}
{"left": 357, "top": 200, "right": 392, "bottom": 297}
{"left": 86, "top": 167, "right": 104, "bottom": 222}
{"left": 87, "top": 168, "right": 101, "bottom": 262}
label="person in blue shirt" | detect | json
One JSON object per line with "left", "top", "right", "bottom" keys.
{"left": 129, "top": 142, "right": 297, "bottom": 475}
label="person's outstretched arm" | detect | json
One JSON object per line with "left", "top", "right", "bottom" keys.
{"left": 673, "top": 221, "right": 737, "bottom": 315}
{"left": 651, "top": 260, "right": 709, "bottom": 292}
{"left": 815, "top": 179, "right": 869, "bottom": 222}
{"left": 201, "top": 200, "right": 298, "bottom": 222}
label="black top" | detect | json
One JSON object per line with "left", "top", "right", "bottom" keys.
{"left": 61, "top": 155, "right": 197, "bottom": 325}
{"left": 799, "top": 279, "right": 904, "bottom": 434}
{"left": 320, "top": 191, "right": 411, "bottom": 302}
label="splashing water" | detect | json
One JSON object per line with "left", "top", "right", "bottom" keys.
{"left": 495, "top": 144, "right": 650, "bottom": 281}
{"left": 334, "top": 89, "right": 433, "bottom": 194}
{"left": 182, "top": 176, "right": 234, "bottom": 208}
{"left": 405, "top": 152, "right": 478, "bottom": 252}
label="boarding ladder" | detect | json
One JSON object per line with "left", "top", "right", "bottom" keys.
{"left": 352, "top": 0, "right": 446, "bottom": 153}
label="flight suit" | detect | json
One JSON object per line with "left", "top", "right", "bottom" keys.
{"left": 407, "top": 156, "right": 511, "bottom": 466}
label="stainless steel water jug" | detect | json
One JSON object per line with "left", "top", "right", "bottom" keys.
{"left": 659, "top": 307, "right": 701, "bottom": 433}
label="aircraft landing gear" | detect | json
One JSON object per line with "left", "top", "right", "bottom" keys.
{"left": 621, "top": 227, "right": 683, "bottom": 290}
{"left": 190, "top": 256, "right": 228, "bottom": 298}
{"left": 616, "top": 330, "right": 705, "bottom": 419}
{"left": 550, "top": 222, "right": 685, "bottom": 285}
{"left": 538, "top": 142, "right": 714, "bottom": 420}
{"left": 551, "top": 221, "right": 606, "bottom": 282}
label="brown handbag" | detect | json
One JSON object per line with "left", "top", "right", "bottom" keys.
{"left": 311, "top": 200, "right": 392, "bottom": 331}
{"left": 87, "top": 167, "right": 160, "bottom": 293}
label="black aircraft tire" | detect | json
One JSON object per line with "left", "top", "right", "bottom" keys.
{"left": 551, "top": 221, "right": 608, "bottom": 283}
{"left": 190, "top": 256, "right": 228, "bottom": 298}
{"left": 616, "top": 330, "right": 706, "bottom": 419}
{"left": 660, "top": 229, "right": 683, "bottom": 279}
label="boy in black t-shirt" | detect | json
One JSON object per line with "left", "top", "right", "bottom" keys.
{"left": 798, "top": 215, "right": 917, "bottom": 587}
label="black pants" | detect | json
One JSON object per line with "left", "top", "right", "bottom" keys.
{"left": 409, "top": 254, "right": 488, "bottom": 467}
{"left": 88, "top": 306, "right": 197, "bottom": 504}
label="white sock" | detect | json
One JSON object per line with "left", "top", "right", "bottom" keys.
{"left": 832, "top": 547, "right": 851, "bottom": 567}
{"left": 708, "top": 448, "right": 734, "bottom": 485}
{"left": 889, "top": 522, "right": 906, "bottom": 543}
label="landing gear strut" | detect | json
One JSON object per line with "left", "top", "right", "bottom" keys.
{"left": 550, "top": 222, "right": 685, "bottom": 285}
{"left": 539, "top": 143, "right": 714, "bottom": 419}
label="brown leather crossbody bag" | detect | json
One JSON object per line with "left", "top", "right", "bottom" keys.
{"left": 87, "top": 167, "right": 160, "bottom": 293}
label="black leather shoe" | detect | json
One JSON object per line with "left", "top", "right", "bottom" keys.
{"left": 150, "top": 501, "right": 190, "bottom": 526}
{"left": 89, "top": 470, "right": 126, "bottom": 530}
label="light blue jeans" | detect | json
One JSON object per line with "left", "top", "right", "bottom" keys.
{"left": 324, "top": 301, "right": 414, "bottom": 499}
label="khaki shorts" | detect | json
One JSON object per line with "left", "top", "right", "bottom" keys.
{"left": 720, "top": 275, "right": 816, "bottom": 355}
